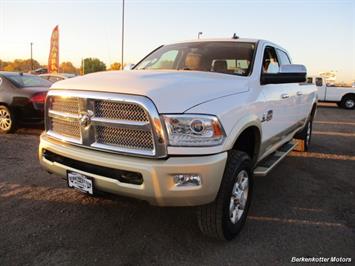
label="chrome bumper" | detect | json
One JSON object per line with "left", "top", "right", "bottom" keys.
{"left": 39, "top": 134, "right": 227, "bottom": 206}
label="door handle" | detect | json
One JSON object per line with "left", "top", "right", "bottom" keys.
{"left": 281, "top": 93, "right": 289, "bottom": 99}
{"left": 296, "top": 91, "right": 303, "bottom": 96}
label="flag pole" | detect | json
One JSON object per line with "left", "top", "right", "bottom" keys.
{"left": 121, "top": 0, "right": 125, "bottom": 70}
{"left": 30, "top": 42, "right": 33, "bottom": 71}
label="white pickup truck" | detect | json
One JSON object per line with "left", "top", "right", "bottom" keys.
{"left": 39, "top": 38, "right": 317, "bottom": 240}
{"left": 307, "top": 76, "right": 355, "bottom": 109}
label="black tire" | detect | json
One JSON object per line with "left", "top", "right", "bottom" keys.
{"left": 340, "top": 96, "right": 355, "bottom": 109}
{"left": 295, "top": 117, "right": 313, "bottom": 152}
{"left": 0, "top": 105, "right": 16, "bottom": 134}
{"left": 197, "top": 150, "right": 253, "bottom": 240}
{"left": 336, "top": 102, "right": 342, "bottom": 108}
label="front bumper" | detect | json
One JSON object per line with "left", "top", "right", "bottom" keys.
{"left": 39, "top": 134, "right": 227, "bottom": 206}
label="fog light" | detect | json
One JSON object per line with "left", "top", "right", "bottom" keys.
{"left": 173, "top": 174, "right": 201, "bottom": 187}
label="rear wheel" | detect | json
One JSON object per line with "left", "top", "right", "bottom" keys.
{"left": 0, "top": 105, "right": 16, "bottom": 134}
{"left": 340, "top": 96, "right": 355, "bottom": 109}
{"left": 197, "top": 150, "right": 253, "bottom": 240}
{"left": 295, "top": 115, "right": 313, "bottom": 152}
{"left": 303, "top": 119, "right": 312, "bottom": 151}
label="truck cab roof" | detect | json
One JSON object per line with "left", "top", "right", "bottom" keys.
{"left": 169, "top": 38, "right": 288, "bottom": 54}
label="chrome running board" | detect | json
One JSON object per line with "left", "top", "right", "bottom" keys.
{"left": 254, "top": 140, "right": 297, "bottom": 176}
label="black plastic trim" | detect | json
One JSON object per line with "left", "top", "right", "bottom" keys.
{"left": 43, "top": 150, "right": 143, "bottom": 185}
{"left": 260, "top": 73, "right": 306, "bottom": 85}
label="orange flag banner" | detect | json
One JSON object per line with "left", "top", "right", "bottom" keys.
{"left": 48, "top": 25, "right": 59, "bottom": 73}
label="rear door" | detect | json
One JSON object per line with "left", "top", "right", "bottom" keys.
{"left": 276, "top": 48, "right": 307, "bottom": 123}
{"left": 315, "top": 77, "right": 326, "bottom": 101}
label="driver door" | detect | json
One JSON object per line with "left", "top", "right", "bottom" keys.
{"left": 260, "top": 46, "right": 298, "bottom": 148}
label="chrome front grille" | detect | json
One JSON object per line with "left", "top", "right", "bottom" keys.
{"left": 51, "top": 96, "right": 79, "bottom": 114}
{"left": 46, "top": 90, "right": 167, "bottom": 158}
{"left": 51, "top": 117, "right": 81, "bottom": 139}
{"left": 96, "top": 126, "right": 154, "bottom": 150}
{"left": 94, "top": 101, "right": 149, "bottom": 122}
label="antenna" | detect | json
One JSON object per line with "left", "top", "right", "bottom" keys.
{"left": 232, "top": 33, "right": 239, "bottom": 39}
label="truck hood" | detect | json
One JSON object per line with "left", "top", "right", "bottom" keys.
{"left": 51, "top": 70, "right": 249, "bottom": 113}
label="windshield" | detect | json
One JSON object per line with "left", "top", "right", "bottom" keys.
{"left": 135, "top": 41, "right": 256, "bottom": 76}
{"left": 4, "top": 73, "right": 52, "bottom": 88}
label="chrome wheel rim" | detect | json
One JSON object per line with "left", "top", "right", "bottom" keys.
{"left": 229, "top": 170, "right": 249, "bottom": 224}
{"left": 345, "top": 99, "right": 355, "bottom": 109}
{"left": 0, "top": 108, "right": 12, "bottom": 131}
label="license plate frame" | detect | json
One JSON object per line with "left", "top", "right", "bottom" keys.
{"left": 67, "top": 171, "right": 94, "bottom": 195}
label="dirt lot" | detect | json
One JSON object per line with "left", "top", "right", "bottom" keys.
{"left": 0, "top": 104, "right": 354, "bottom": 266}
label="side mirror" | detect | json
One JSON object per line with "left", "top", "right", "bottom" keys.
{"left": 261, "top": 64, "right": 307, "bottom": 85}
{"left": 124, "top": 64, "right": 135, "bottom": 71}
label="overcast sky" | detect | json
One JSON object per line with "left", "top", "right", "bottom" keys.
{"left": 0, "top": 0, "right": 354, "bottom": 82}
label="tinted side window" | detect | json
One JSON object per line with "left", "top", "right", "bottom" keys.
{"left": 276, "top": 49, "right": 291, "bottom": 65}
{"left": 315, "top": 78, "right": 323, "bottom": 86}
{"left": 262, "top": 47, "right": 279, "bottom": 73}
{"left": 307, "top": 77, "right": 314, "bottom": 84}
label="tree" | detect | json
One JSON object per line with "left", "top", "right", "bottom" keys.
{"left": 109, "top": 62, "right": 121, "bottom": 70}
{"left": 0, "top": 59, "right": 10, "bottom": 71}
{"left": 60, "top": 61, "right": 78, "bottom": 74}
{"left": 81, "top": 58, "right": 106, "bottom": 74}
{"left": 3, "top": 59, "right": 41, "bottom": 72}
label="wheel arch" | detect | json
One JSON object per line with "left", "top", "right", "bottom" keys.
{"left": 0, "top": 102, "right": 16, "bottom": 115}
{"left": 224, "top": 116, "right": 262, "bottom": 166}
{"left": 311, "top": 102, "right": 317, "bottom": 119}
{"left": 0, "top": 102, "right": 10, "bottom": 108}
{"left": 341, "top": 93, "right": 355, "bottom": 102}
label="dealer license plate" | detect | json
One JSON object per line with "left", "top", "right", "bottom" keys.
{"left": 67, "top": 171, "right": 94, "bottom": 194}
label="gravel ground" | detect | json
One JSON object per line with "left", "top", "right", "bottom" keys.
{"left": 0, "top": 103, "right": 354, "bottom": 266}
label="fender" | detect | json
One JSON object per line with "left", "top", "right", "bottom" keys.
{"left": 223, "top": 114, "right": 262, "bottom": 151}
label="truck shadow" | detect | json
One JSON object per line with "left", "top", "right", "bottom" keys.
{"left": 1, "top": 173, "right": 353, "bottom": 266}
{"left": 1, "top": 150, "right": 354, "bottom": 265}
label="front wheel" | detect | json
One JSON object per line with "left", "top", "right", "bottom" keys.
{"left": 0, "top": 105, "right": 16, "bottom": 134}
{"left": 197, "top": 150, "right": 253, "bottom": 240}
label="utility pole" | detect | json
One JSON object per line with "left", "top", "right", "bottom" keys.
{"left": 30, "top": 42, "right": 33, "bottom": 71}
{"left": 81, "top": 58, "right": 85, "bottom": 75}
{"left": 198, "top": 32, "right": 203, "bottom": 39}
{"left": 121, "top": 0, "right": 125, "bottom": 70}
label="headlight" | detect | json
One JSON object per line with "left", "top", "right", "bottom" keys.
{"left": 162, "top": 114, "right": 225, "bottom": 147}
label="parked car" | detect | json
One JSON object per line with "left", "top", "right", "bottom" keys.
{"left": 31, "top": 68, "right": 48, "bottom": 75}
{"left": 307, "top": 76, "right": 355, "bottom": 109}
{"left": 39, "top": 38, "right": 317, "bottom": 240}
{"left": 39, "top": 73, "right": 76, "bottom": 83}
{"left": 0, "top": 71, "right": 51, "bottom": 133}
